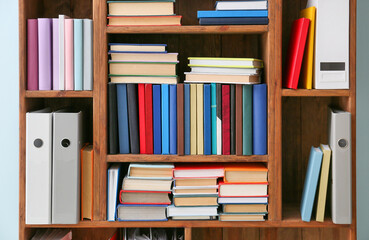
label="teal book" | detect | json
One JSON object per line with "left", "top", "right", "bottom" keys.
{"left": 73, "top": 19, "right": 83, "bottom": 91}
{"left": 162, "top": 84, "right": 170, "bottom": 154}
{"left": 242, "top": 85, "right": 252, "bottom": 155}
{"left": 211, "top": 83, "right": 217, "bottom": 155}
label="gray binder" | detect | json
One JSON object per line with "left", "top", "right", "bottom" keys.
{"left": 52, "top": 110, "right": 82, "bottom": 224}
{"left": 328, "top": 108, "right": 351, "bottom": 224}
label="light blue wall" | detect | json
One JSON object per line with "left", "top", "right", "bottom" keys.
{"left": 0, "top": 0, "right": 19, "bottom": 239}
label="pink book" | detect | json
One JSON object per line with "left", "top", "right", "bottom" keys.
{"left": 64, "top": 19, "right": 74, "bottom": 90}
{"left": 27, "top": 19, "right": 38, "bottom": 90}
{"left": 38, "top": 18, "right": 52, "bottom": 90}
{"left": 52, "top": 18, "right": 59, "bottom": 90}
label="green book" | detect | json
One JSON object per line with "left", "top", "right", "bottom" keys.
{"left": 242, "top": 85, "right": 253, "bottom": 155}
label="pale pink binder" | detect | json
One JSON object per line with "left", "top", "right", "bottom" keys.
{"left": 64, "top": 19, "right": 74, "bottom": 90}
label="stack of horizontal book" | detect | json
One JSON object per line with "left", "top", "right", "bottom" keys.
{"left": 197, "top": 1, "right": 268, "bottom": 25}
{"left": 218, "top": 163, "right": 268, "bottom": 221}
{"left": 107, "top": 0, "right": 182, "bottom": 26}
{"left": 117, "top": 163, "right": 174, "bottom": 221}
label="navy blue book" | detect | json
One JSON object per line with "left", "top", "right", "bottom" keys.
{"left": 197, "top": 10, "right": 268, "bottom": 18}
{"left": 203, "top": 84, "right": 212, "bottom": 155}
{"left": 184, "top": 84, "right": 191, "bottom": 155}
{"left": 162, "top": 84, "right": 170, "bottom": 154}
{"left": 127, "top": 84, "right": 140, "bottom": 154}
{"left": 153, "top": 85, "right": 162, "bottom": 154}
{"left": 252, "top": 84, "right": 267, "bottom": 155}
{"left": 199, "top": 17, "right": 269, "bottom": 25}
{"left": 169, "top": 85, "right": 177, "bottom": 155}
{"left": 116, "top": 84, "right": 130, "bottom": 154}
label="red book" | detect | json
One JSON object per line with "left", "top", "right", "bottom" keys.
{"left": 138, "top": 84, "right": 147, "bottom": 154}
{"left": 222, "top": 85, "right": 231, "bottom": 155}
{"left": 145, "top": 84, "right": 153, "bottom": 154}
{"left": 283, "top": 18, "right": 310, "bottom": 89}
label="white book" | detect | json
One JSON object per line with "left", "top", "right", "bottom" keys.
{"left": 58, "top": 15, "right": 69, "bottom": 90}
{"left": 107, "top": 164, "right": 121, "bottom": 221}
{"left": 167, "top": 205, "right": 218, "bottom": 217}
{"left": 83, "top": 19, "right": 93, "bottom": 90}
{"left": 215, "top": 1, "right": 268, "bottom": 10}
{"left": 191, "top": 66, "right": 260, "bottom": 75}
{"left": 216, "top": 84, "right": 222, "bottom": 155}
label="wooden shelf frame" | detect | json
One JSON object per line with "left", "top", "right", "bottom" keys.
{"left": 25, "top": 91, "right": 93, "bottom": 98}
{"left": 282, "top": 89, "right": 351, "bottom": 97}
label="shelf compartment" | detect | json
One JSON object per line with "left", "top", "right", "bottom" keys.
{"left": 282, "top": 89, "right": 350, "bottom": 97}
{"left": 107, "top": 25, "right": 268, "bottom": 34}
{"left": 107, "top": 154, "right": 268, "bottom": 163}
{"left": 25, "top": 91, "right": 93, "bottom": 98}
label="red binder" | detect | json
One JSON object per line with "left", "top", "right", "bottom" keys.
{"left": 222, "top": 85, "right": 231, "bottom": 155}
{"left": 145, "top": 84, "right": 153, "bottom": 154}
{"left": 138, "top": 84, "right": 147, "bottom": 154}
{"left": 283, "top": 18, "right": 310, "bottom": 89}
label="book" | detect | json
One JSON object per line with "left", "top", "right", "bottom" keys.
{"left": 197, "top": 84, "right": 204, "bottom": 155}
{"left": 52, "top": 19, "right": 59, "bottom": 90}
{"left": 64, "top": 19, "right": 74, "bottom": 90}
{"left": 199, "top": 17, "right": 269, "bottom": 25}
{"left": 224, "top": 163, "right": 268, "bottom": 183}
{"left": 171, "top": 216, "right": 217, "bottom": 220}
{"left": 218, "top": 197, "right": 268, "bottom": 204}
{"left": 283, "top": 18, "right": 310, "bottom": 89}
{"left": 109, "top": 43, "right": 167, "bottom": 53}
{"left": 173, "top": 186, "right": 218, "bottom": 194}
{"left": 222, "top": 85, "right": 231, "bottom": 155}
{"left": 216, "top": 83, "right": 222, "bottom": 155}
{"left": 188, "top": 57, "right": 263, "bottom": 68}
{"left": 38, "top": 18, "right": 52, "bottom": 90}
{"left": 109, "top": 61, "right": 178, "bottom": 76}
{"left": 174, "top": 196, "right": 218, "bottom": 206}
{"left": 253, "top": 84, "right": 267, "bottom": 155}
{"left": 81, "top": 144, "right": 93, "bottom": 220}
{"left": 174, "top": 178, "right": 218, "bottom": 187}
{"left": 211, "top": 83, "right": 217, "bottom": 155}
{"left": 108, "top": 1, "right": 175, "bottom": 16}
{"left": 219, "top": 181, "right": 268, "bottom": 197}
{"left": 204, "top": 84, "right": 211, "bottom": 155}
{"left": 73, "top": 19, "right": 83, "bottom": 91}
{"left": 145, "top": 84, "right": 154, "bottom": 154}
{"left": 153, "top": 85, "right": 162, "bottom": 154}
{"left": 119, "top": 190, "right": 171, "bottom": 205}
{"left": 300, "top": 146, "right": 323, "bottom": 222}
{"left": 173, "top": 163, "right": 224, "bottom": 178}
{"left": 27, "top": 19, "right": 38, "bottom": 90}
{"left": 219, "top": 213, "right": 265, "bottom": 221}
{"left": 184, "top": 84, "right": 191, "bottom": 155}
{"left": 242, "top": 85, "right": 253, "bottom": 155}
{"left": 108, "top": 83, "right": 119, "bottom": 154}
{"left": 197, "top": 10, "right": 268, "bottom": 18}
{"left": 122, "top": 177, "right": 173, "bottom": 192}
{"left": 215, "top": 1, "right": 268, "bottom": 10}
{"left": 190, "top": 84, "right": 197, "bottom": 155}
{"left": 299, "top": 7, "right": 316, "bottom": 89}
{"left": 170, "top": 85, "right": 177, "bottom": 154}
{"left": 177, "top": 84, "right": 184, "bottom": 156}
{"left": 162, "top": 84, "right": 170, "bottom": 154}
{"left": 58, "top": 15, "right": 69, "bottom": 90}
{"left": 316, "top": 144, "right": 332, "bottom": 222}
{"left": 184, "top": 72, "right": 260, "bottom": 84}
{"left": 107, "top": 16, "right": 182, "bottom": 26}
{"left": 116, "top": 204, "right": 168, "bottom": 221}
{"left": 235, "top": 85, "right": 243, "bottom": 156}
{"left": 191, "top": 66, "right": 260, "bottom": 75}
{"left": 230, "top": 85, "right": 236, "bottom": 155}
{"left": 127, "top": 84, "right": 140, "bottom": 154}
{"left": 83, "top": 19, "right": 93, "bottom": 91}
{"left": 116, "top": 84, "right": 130, "bottom": 154}
{"left": 223, "top": 204, "right": 268, "bottom": 213}
{"left": 138, "top": 84, "right": 147, "bottom": 154}
{"left": 127, "top": 163, "right": 174, "bottom": 179}
{"left": 167, "top": 205, "right": 218, "bottom": 217}
{"left": 110, "top": 52, "right": 178, "bottom": 62}
{"left": 110, "top": 75, "right": 178, "bottom": 84}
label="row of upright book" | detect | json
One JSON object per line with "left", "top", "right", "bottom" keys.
{"left": 27, "top": 16, "right": 93, "bottom": 91}
{"left": 108, "top": 163, "right": 268, "bottom": 221}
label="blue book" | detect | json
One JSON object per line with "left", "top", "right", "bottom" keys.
{"left": 184, "top": 84, "right": 191, "bottom": 155}
{"left": 211, "top": 83, "right": 217, "bottom": 155}
{"left": 252, "top": 84, "right": 267, "bottom": 155}
{"left": 153, "top": 85, "right": 162, "bottom": 154}
{"left": 197, "top": 10, "right": 268, "bottom": 18}
{"left": 116, "top": 84, "right": 130, "bottom": 154}
{"left": 203, "top": 84, "right": 211, "bottom": 155}
{"left": 73, "top": 19, "right": 83, "bottom": 91}
{"left": 161, "top": 84, "right": 170, "bottom": 154}
{"left": 301, "top": 147, "right": 323, "bottom": 222}
{"left": 199, "top": 17, "right": 269, "bottom": 26}
{"left": 169, "top": 85, "right": 177, "bottom": 154}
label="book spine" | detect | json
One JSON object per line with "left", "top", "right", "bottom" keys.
{"left": 235, "top": 84, "right": 243, "bottom": 156}
{"left": 27, "top": 19, "right": 38, "bottom": 90}
{"left": 177, "top": 84, "right": 184, "bottom": 156}
{"left": 211, "top": 83, "right": 217, "bottom": 155}
{"left": 127, "top": 84, "right": 140, "bottom": 154}
{"left": 230, "top": 84, "right": 236, "bottom": 155}
{"left": 108, "top": 83, "right": 118, "bottom": 154}
{"left": 222, "top": 85, "right": 230, "bottom": 155}
{"left": 197, "top": 84, "right": 204, "bottom": 155}
{"left": 145, "top": 84, "right": 154, "bottom": 154}
{"left": 83, "top": 19, "right": 93, "bottom": 90}
{"left": 184, "top": 84, "right": 191, "bottom": 155}
{"left": 169, "top": 84, "right": 177, "bottom": 155}
{"left": 73, "top": 19, "right": 83, "bottom": 91}
{"left": 153, "top": 85, "right": 162, "bottom": 154}
{"left": 162, "top": 84, "right": 170, "bottom": 154}
{"left": 190, "top": 84, "right": 197, "bottom": 155}
{"left": 253, "top": 84, "right": 267, "bottom": 155}
{"left": 199, "top": 17, "right": 268, "bottom": 25}
{"left": 117, "top": 84, "right": 130, "bottom": 154}
{"left": 138, "top": 84, "right": 147, "bottom": 154}
{"left": 197, "top": 10, "right": 268, "bottom": 18}
{"left": 64, "top": 19, "right": 74, "bottom": 90}
{"left": 204, "top": 84, "right": 211, "bottom": 155}
{"left": 58, "top": 15, "right": 65, "bottom": 90}
{"left": 52, "top": 19, "right": 59, "bottom": 90}
{"left": 243, "top": 85, "right": 253, "bottom": 155}
{"left": 38, "top": 18, "right": 52, "bottom": 90}
{"left": 216, "top": 83, "right": 222, "bottom": 155}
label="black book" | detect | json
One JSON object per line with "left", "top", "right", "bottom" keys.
{"left": 126, "top": 84, "right": 140, "bottom": 154}
{"left": 199, "top": 17, "right": 269, "bottom": 25}
{"left": 108, "top": 83, "right": 119, "bottom": 154}
{"left": 230, "top": 84, "right": 236, "bottom": 155}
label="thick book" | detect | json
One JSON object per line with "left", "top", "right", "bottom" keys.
{"left": 222, "top": 85, "right": 231, "bottom": 155}
{"left": 216, "top": 84, "right": 222, "bottom": 155}
{"left": 167, "top": 205, "right": 218, "bottom": 217}
{"left": 177, "top": 84, "right": 184, "bottom": 156}
{"left": 119, "top": 190, "right": 171, "bottom": 205}
{"left": 127, "top": 163, "right": 174, "bottom": 179}
{"left": 108, "top": 1, "right": 175, "bottom": 16}
{"left": 116, "top": 204, "right": 168, "bottom": 221}
{"left": 235, "top": 85, "right": 243, "bottom": 156}
{"left": 109, "top": 43, "right": 167, "bottom": 53}
{"left": 211, "top": 83, "right": 217, "bottom": 155}
{"left": 122, "top": 177, "right": 173, "bottom": 192}
{"left": 230, "top": 85, "right": 236, "bottom": 155}
{"left": 138, "top": 84, "right": 147, "bottom": 154}
{"left": 218, "top": 197, "right": 268, "bottom": 204}
{"left": 215, "top": 1, "right": 268, "bottom": 10}
{"left": 107, "top": 16, "right": 182, "bottom": 26}
{"left": 243, "top": 85, "right": 253, "bottom": 155}
{"left": 83, "top": 19, "right": 93, "bottom": 91}
{"left": 224, "top": 163, "right": 268, "bottom": 183}
{"left": 191, "top": 66, "right": 260, "bottom": 75}
{"left": 109, "top": 75, "right": 178, "bottom": 84}
{"left": 184, "top": 84, "right": 191, "bottom": 155}
{"left": 116, "top": 84, "right": 130, "bottom": 154}
{"left": 223, "top": 204, "right": 268, "bottom": 213}
{"left": 110, "top": 52, "right": 178, "bottom": 62}
{"left": 188, "top": 57, "right": 263, "bottom": 68}
{"left": 127, "top": 84, "right": 140, "bottom": 154}
{"left": 203, "top": 84, "right": 211, "bottom": 155}
{"left": 184, "top": 72, "right": 260, "bottom": 84}
{"left": 253, "top": 84, "right": 267, "bottom": 155}
{"left": 174, "top": 163, "right": 224, "bottom": 178}
{"left": 27, "top": 19, "right": 38, "bottom": 90}
{"left": 219, "top": 213, "right": 265, "bottom": 221}
{"left": 145, "top": 84, "right": 154, "bottom": 154}
{"left": 74, "top": 19, "right": 83, "bottom": 91}
{"left": 107, "top": 164, "right": 121, "bottom": 221}
{"left": 169, "top": 84, "right": 177, "bottom": 154}
{"left": 219, "top": 181, "right": 268, "bottom": 197}
{"left": 197, "top": 10, "right": 268, "bottom": 18}
{"left": 190, "top": 84, "right": 197, "bottom": 155}
{"left": 300, "top": 146, "right": 323, "bottom": 222}
{"left": 65, "top": 19, "right": 74, "bottom": 90}
{"left": 283, "top": 18, "right": 310, "bottom": 89}
{"left": 199, "top": 17, "right": 269, "bottom": 25}
{"left": 108, "top": 61, "right": 178, "bottom": 76}
{"left": 316, "top": 144, "right": 331, "bottom": 222}
{"left": 161, "top": 84, "right": 170, "bottom": 154}
{"left": 108, "top": 83, "right": 119, "bottom": 154}
{"left": 197, "top": 84, "right": 204, "bottom": 155}
{"left": 38, "top": 18, "right": 52, "bottom": 90}
{"left": 81, "top": 144, "right": 93, "bottom": 220}
{"left": 52, "top": 19, "right": 59, "bottom": 90}
{"left": 153, "top": 85, "right": 162, "bottom": 154}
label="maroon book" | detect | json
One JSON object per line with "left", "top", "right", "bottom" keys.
{"left": 27, "top": 19, "right": 38, "bottom": 90}
{"left": 145, "top": 84, "right": 153, "bottom": 154}
{"left": 222, "top": 85, "right": 231, "bottom": 155}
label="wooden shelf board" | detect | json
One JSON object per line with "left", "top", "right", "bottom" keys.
{"left": 282, "top": 89, "right": 350, "bottom": 97}
{"left": 107, "top": 154, "right": 268, "bottom": 162}
{"left": 25, "top": 91, "right": 93, "bottom": 98}
{"left": 107, "top": 25, "right": 268, "bottom": 34}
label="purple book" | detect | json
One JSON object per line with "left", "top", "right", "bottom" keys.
{"left": 52, "top": 18, "right": 59, "bottom": 90}
{"left": 27, "top": 19, "right": 38, "bottom": 90}
{"left": 38, "top": 18, "right": 52, "bottom": 90}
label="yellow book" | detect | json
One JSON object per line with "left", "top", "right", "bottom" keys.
{"left": 190, "top": 84, "right": 197, "bottom": 155}
{"left": 299, "top": 6, "right": 316, "bottom": 89}
{"left": 197, "top": 84, "right": 204, "bottom": 155}
{"left": 316, "top": 144, "right": 332, "bottom": 222}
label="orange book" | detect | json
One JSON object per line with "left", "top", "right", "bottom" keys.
{"left": 224, "top": 163, "right": 268, "bottom": 183}
{"left": 81, "top": 144, "right": 94, "bottom": 220}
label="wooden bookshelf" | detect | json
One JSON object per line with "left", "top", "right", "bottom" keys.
{"left": 18, "top": 0, "right": 357, "bottom": 239}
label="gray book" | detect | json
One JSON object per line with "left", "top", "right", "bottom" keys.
{"left": 83, "top": 19, "right": 93, "bottom": 90}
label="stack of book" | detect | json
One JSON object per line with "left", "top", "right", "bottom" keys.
{"left": 197, "top": 1, "right": 268, "bottom": 25}
{"left": 218, "top": 163, "right": 268, "bottom": 221}
{"left": 116, "top": 163, "right": 174, "bottom": 221}
{"left": 107, "top": 0, "right": 182, "bottom": 26}
{"left": 27, "top": 16, "right": 93, "bottom": 91}
{"left": 167, "top": 164, "right": 224, "bottom": 220}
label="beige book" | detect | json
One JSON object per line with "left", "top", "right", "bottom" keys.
{"left": 316, "top": 144, "right": 332, "bottom": 222}
{"left": 197, "top": 84, "right": 204, "bottom": 154}
{"left": 81, "top": 144, "right": 93, "bottom": 220}
{"left": 190, "top": 84, "right": 197, "bottom": 155}
{"left": 175, "top": 178, "right": 217, "bottom": 187}
{"left": 174, "top": 197, "right": 218, "bottom": 206}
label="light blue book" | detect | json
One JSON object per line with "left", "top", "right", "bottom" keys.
{"left": 300, "top": 146, "right": 323, "bottom": 222}
{"left": 211, "top": 83, "right": 217, "bottom": 155}
{"left": 162, "top": 84, "right": 170, "bottom": 154}
{"left": 197, "top": 10, "right": 268, "bottom": 18}
{"left": 73, "top": 19, "right": 83, "bottom": 91}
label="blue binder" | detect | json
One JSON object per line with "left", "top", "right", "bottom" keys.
{"left": 252, "top": 84, "right": 267, "bottom": 155}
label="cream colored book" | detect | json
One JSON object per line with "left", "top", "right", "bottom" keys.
{"left": 197, "top": 84, "right": 204, "bottom": 155}
{"left": 316, "top": 144, "right": 332, "bottom": 222}
{"left": 190, "top": 84, "right": 197, "bottom": 155}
